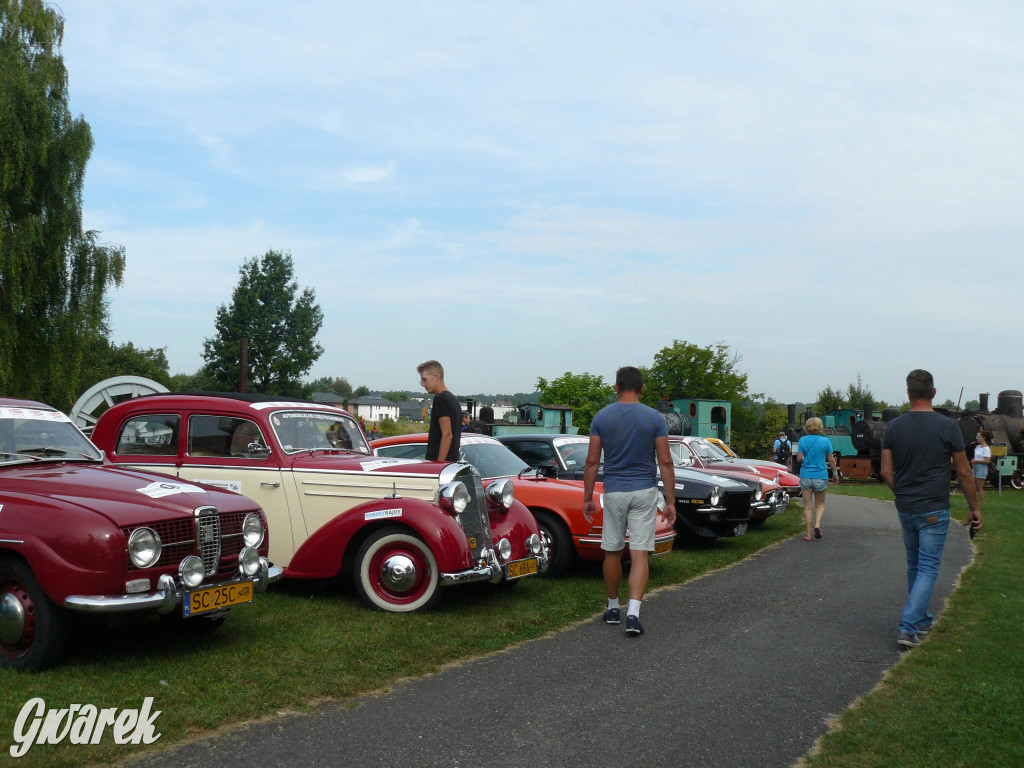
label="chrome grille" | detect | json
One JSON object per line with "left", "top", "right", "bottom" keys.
{"left": 455, "top": 465, "right": 493, "bottom": 560}
{"left": 195, "top": 506, "right": 221, "bottom": 576}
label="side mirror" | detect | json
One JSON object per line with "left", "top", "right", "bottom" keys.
{"left": 246, "top": 442, "right": 272, "bottom": 459}
{"left": 536, "top": 464, "right": 558, "bottom": 478}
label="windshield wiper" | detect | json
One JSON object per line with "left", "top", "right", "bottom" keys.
{"left": 16, "top": 448, "right": 98, "bottom": 461}
{"left": 1, "top": 451, "right": 41, "bottom": 462}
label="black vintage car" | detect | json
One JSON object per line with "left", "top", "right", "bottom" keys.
{"left": 496, "top": 434, "right": 752, "bottom": 539}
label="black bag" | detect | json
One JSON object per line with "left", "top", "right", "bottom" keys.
{"left": 776, "top": 440, "right": 791, "bottom": 464}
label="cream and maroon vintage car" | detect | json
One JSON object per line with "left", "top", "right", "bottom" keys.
{"left": 91, "top": 393, "right": 547, "bottom": 613}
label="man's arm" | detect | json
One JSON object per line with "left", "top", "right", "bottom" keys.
{"left": 582, "top": 434, "right": 602, "bottom": 524}
{"left": 953, "top": 451, "right": 983, "bottom": 529}
{"left": 880, "top": 448, "right": 896, "bottom": 492}
{"left": 655, "top": 435, "right": 676, "bottom": 526}
{"left": 436, "top": 416, "right": 453, "bottom": 461}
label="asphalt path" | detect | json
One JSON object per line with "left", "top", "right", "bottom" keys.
{"left": 128, "top": 495, "right": 973, "bottom": 768}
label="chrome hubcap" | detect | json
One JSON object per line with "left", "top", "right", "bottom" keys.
{"left": 381, "top": 555, "right": 418, "bottom": 592}
{"left": 0, "top": 592, "right": 26, "bottom": 646}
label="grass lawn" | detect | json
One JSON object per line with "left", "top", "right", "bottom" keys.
{"left": 802, "top": 483, "right": 1024, "bottom": 768}
{"left": 1, "top": 509, "right": 805, "bottom": 767}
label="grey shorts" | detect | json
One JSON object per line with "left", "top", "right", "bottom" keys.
{"left": 972, "top": 463, "right": 988, "bottom": 479}
{"left": 601, "top": 487, "right": 659, "bottom": 552}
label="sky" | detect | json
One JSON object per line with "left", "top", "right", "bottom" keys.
{"left": 57, "top": 1, "right": 1023, "bottom": 407}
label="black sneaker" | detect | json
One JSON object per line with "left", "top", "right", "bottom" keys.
{"left": 915, "top": 623, "right": 933, "bottom": 636}
{"left": 896, "top": 631, "right": 921, "bottom": 648}
{"left": 625, "top": 614, "right": 644, "bottom": 636}
{"left": 603, "top": 607, "right": 620, "bottom": 625}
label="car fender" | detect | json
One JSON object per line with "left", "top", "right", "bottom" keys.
{"left": 285, "top": 497, "right": 474, "bottom": 579}
{"left": 488, "top": 499, "right": 541, "bottom": 561}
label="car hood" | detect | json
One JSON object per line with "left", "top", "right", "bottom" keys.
{"left": 0, "top": 462, "right": 253, "bottom": 526}
{"left": 673, "top": 466, "right": 750, "bottom": 491}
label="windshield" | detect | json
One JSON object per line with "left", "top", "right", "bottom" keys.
{"left": 692, "top": 439, "right": 729, "bottom": 461}
{"left": 461, "top": 442, "right": 531, "bottom": 478}
{"left": 269, "top": 410, "right": 369, "bottom": 454}
{"left": 0, "top": 407, "right": 102, "bottom": 464}
{"left": 669, "top": 442, "right": 695, "bottom": 466}
{"left": 556, "top": 442, "right": 590, "bottom": 470}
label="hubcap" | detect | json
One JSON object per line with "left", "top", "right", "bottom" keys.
{"left": 381, "top": 554, "right": 418, "bottom": 592}
{"left": 0, "top": 588, "right": 29, "bottom": 649}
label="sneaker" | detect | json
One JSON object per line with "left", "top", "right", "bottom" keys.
{"left": 915, "top": 623, "right": 933, "bottom": 636}
{"left": 625, "top": 614, "right": 644, "bottom": 636}
{"left": 603, "top": 607, "right": 620, "bottom": 625}
{"left": 896, "top": 631, "right": 921, "bottom": 648}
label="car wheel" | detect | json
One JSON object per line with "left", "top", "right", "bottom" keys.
{"left": 1010, "top": 469, "right": 1024, "bottom": 490}
{"left": 533, "top": 511, "right": 573, "bottom": 577}
{"left": 355, "top": 527, "right": 442, "bottom": 613}
{"left": 0, "top": 559, "right": 68, "bottom": 671}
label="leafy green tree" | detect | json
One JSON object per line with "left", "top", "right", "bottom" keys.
{"left": 79, "top": 336, "right": 170, "bottom": 388}
{"left": 309, "top": 375, "right": 353, "bottom": 399}
{"left": 202, "top": 250, "right": 323, "bottom": 396}
{"left": 168, "top": 368, "right": 221, "bottom": 392}
{"left": 378, "top": 416, "right": 399, "bottom": 437}
{"left": 642, "top": 340, "right": 749, "bottom": 403}
{"left": 380, "top": 390, "right": 410, "bottom": 403}
{"left": 1, "top": 0, "right": 125, "bottom": 410}
{"left": 536, "top": 372, "right": 614, "bottom": 433}
{"left": 353, "top": 385, "right": 371, "bottom": 398}
{"left": 815, "top": 385, "right": 845, "bottom": 414}
{"left": 846, "top": 374, "right": 875, "bottom": 410}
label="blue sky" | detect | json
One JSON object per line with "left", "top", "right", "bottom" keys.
{"left": 59, "top": 1, "right": 1022, "bottom": 406}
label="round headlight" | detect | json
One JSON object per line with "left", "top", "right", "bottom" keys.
{"left": 238, "top": 546, "right": 261, "bottom": 577}
{"left": 178, "top": 556, "right": 205, "bottom": 588}
{"left": 242, "top": 513, "right": 265, "bottom": 547}
{"left": 128, "top": 527, "right": 162, "bottom": 568}
{"left": 710, "top": 486, "right": 722, "bottom": 507}
{"left": 439, "top": 481, "right": 470, "bottom": 515}
{"left": 754, "top": 486, "right": 763, "bottom": 502}
{"left": 485, "top": 478, "right": 515, "bottom": 509}
{"left": 497, "top": 537, "right": 512, "bottom": 562}
{"left": 527, "top": 533, "right": 542, "bottom": 555}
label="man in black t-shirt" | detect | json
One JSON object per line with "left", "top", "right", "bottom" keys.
{"left": 417, "top": 359, "right": 461, "bottom": 461}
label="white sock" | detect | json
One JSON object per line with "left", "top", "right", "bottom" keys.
{"left": 607, "top": 598, "right": 619, "bottom": 610}
{"left": 628, "top": 599, "right": 641, "bottom": 618}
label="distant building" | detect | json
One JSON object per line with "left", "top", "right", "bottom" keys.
{"left": 396, "top": 400, "right": 428, "bottom": 421}
{"left": 311, "top": 392, "right": 347, "bottom": 407}
{"left": 348, "top": 395, "right": 400, "bottom": 422}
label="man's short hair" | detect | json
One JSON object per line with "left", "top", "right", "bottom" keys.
{"left": 615, "top": 366, "right": 644, "bottom": 393}
{"left": 906, "top": 369, "right": 935, "bottom": 400}
{"left": 417, "top": 360, "right": 444, "bottom": 378}
{"left": 778, "top": 432, "right": 787, "bottom": 438}
{"left": 804, "top": 417, "right": 823, "bottom": 435}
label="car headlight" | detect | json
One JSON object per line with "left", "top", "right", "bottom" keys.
{"left": 128, "top": 527, "right": 162, "bottom": 568}
{"left": 238, "top": 546, "right": 261, "bottom": 577}
{"left": 178, "top": 556, "right": 205, "bottom": 588}
{"left": 485, "top": 478, "right": 515, "bottom": 509}
{"left": 242, "top": 513, "right": 265, "bottom": 547}
{"left": 497, "top": 537, "right": 512, "bottom": 562}
{"left": 527, "top": 533, "right": 542, "bottom": 555}
{"left": 754, "top": 486, "right": 763, "bottom": 502}
{"left": 710, "top": 486, "right": 722, "bottom": 506}
{"left": 439, "top": 481, "right": 470, "bottom": 515}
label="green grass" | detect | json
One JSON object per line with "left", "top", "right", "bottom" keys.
{"left": 802, "top": 484, "right": 1024, "bottom": 768}
{"left": 1, "top": 510, "right": 804, "bottom": 767}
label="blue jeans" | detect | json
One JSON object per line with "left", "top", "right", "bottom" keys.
{"left": 898, "top": 508, "right": 949, "bottom": 635}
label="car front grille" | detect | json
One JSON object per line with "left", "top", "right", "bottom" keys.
{"left": 454, "top": 465, "right": 493, "bottom": 561}
{"left": 123, "top": 508, "right": 247, "bottom": 578}
{"left": 723, "top": 490, "right": 753, "bottom": 522}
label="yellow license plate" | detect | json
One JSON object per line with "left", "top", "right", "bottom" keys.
{"left": 654, "top": 539, "right": 674, "bottom": 555}
{"left": 184, "top": 581, "right": 254, "bottom": 617}
{"left": 505, "top": 557, "right": 539, "bottom": 580}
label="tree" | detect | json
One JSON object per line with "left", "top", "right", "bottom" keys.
{"left": 536, "top": 372, "right": 614, "bottom": 434}
{"left": 202, "top": 250, "right": 323, "bottom": 396}
{"left": 79, "top": 336, "right": 170, "bottom": 389}
{"left": 309, "top": 375, "right": 353, "bottom": 400}
{"left": 642, "top": 341, "right": 750, "bottom": 404}
{"left": 846, "top": 373, "right": 875, "bottom": 410}
{"left": 814, "top": 385, "right": 845, "bottom": 414}
{"left": 168, "top": 368, "right": 221, "bottom": 392}
{"left": 353, "top": 385, "right": 371, "bottom": 398}
{"left": 1, "top": 1, "right": 125, "bottom": 410}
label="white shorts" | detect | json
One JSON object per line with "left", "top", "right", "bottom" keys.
{"left": 601, "top": 487, "right": 659, "bottom": 552}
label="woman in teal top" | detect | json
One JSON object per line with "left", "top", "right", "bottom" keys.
{"left": 797, "top": 417, "right": 839, "bottom": 541}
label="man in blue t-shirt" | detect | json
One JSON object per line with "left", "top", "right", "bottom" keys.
{"left": 881, "top": 369, "right": 981, "bottom": 650}
{"left": 583, "top": 366, "right": 676, "bottom": 637}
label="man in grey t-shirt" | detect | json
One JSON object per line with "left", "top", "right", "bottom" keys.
{"left": 582, "top": 366, "right": 676, "bottom": 637}
{"left": 881, "top": 369, "right": 980, "bottom": 649}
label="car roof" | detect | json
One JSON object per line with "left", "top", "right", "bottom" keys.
{"left": 111, "top": 392, "right": 351, "bottom": 415}
{"left": 0, "top": 398, "right": 55, "bottom": 410}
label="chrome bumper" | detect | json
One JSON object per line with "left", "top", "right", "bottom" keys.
{"left": 440, "top": 543, "right": 549, "bottom": 586}
{"left": 65, "top": 559, "right": 283, "bottom": 615}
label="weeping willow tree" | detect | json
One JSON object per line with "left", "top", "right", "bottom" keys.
{"left": 1, "top": 0, "right": 125, "bottom": 409}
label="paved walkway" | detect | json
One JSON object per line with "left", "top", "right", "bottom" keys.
{"left": 129, "top": 495, "right": 973, "bottom": 768}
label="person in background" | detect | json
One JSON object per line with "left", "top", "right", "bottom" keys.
{"left": 971, "top": 428, "right": 993, "bottom": 513}
{"left": 462, "top": 412, "right": 472, "bottom": 432}
{"left": 796, "top": 417, "right": 838, "bottom": 541}
{"left": 772, "top": 430, "right": 793, "bottom": 470}
{"left": 417, "top": 360, "right": 461, "bottom": 461}
{"left": 881, "top": 369, "right": 981, "bottom": 649}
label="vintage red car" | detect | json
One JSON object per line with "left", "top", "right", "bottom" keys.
{"left": 371, "top": 433, "right": 676, "bottom": 576}
{"left": 91, "top": 393, "right": 547, "bottom": 613}
{"left": 0, "top": 398, "right": 279, "bottom": 671}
